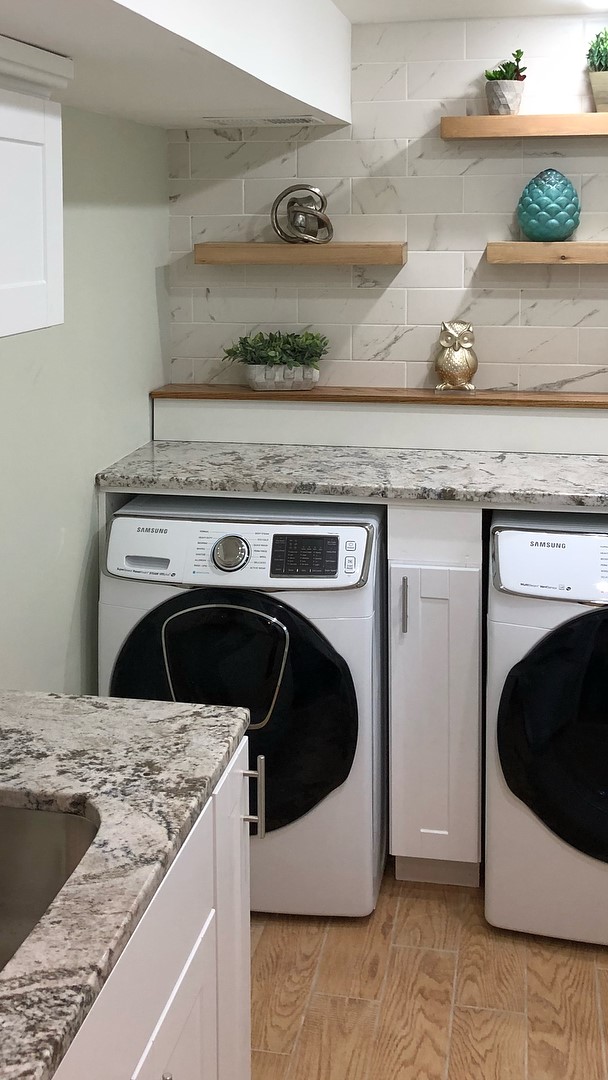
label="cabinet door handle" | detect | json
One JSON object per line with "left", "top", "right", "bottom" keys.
{"left": 401, "top": 576, "right": 409, "bottom": 634}
{"left": 243, "top": 755, "right": 266, "bottom": 839}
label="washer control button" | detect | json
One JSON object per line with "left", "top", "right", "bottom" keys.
{"left": 212, "top": 535, "right": 250, "bottom": 572}
{"left": 344, "top": 556, "right": 357, "bottom": 573}
{"left": 345, "top": 540, "right": 356, "bottom": 551}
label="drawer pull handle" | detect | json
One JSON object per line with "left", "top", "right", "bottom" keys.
{"left": 243, "top": 754, "right": 266, "bottom": 839}
{"left": 162, "top": 1074, "right": 173, "bottom": 1079}
{"left": 402, "top": 576, "right": 409, "bottom": 634}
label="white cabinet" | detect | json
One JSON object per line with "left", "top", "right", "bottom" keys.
{"left": 388, "top": 505, "right": 483, "bottom": 887}
{"left": 55, "top": 738, "right": 250, "bottom": 1080}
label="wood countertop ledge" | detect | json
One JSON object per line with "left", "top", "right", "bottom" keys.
{"left": 151, "top": 384, "right": 608, "bottom": 410}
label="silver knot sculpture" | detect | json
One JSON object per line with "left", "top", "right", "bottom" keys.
{"left": 271, "top": 185, "right": 334, "bottom": 244}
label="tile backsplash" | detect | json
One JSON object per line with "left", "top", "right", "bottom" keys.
{"left": 168, "top": 14, "right": 608, "bottom": 392}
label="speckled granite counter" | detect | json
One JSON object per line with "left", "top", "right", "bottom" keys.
{"left": 0, "top": 691, "right": 248, "bottom": 1080}
{"left": 96, "top": 440, "right": 608, "bottom": 509}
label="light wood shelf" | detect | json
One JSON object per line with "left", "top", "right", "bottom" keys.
{"left": 441, "top": 114, "right": 608, "bottom": 140}
{"left": 151, "top": 384, "right": 608, "bottom": 410}
{"left": 193, "top": 242, "right": 407, "bottom": 266}
{"left": 486, "top": 241, "right": 608, "bottom": 265}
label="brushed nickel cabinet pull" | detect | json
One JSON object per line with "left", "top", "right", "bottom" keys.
{"left": 402, "top": 576, "right": 409, "bottom": 634}
{"left": 243, "top": 755, "right": 266, "bottom": 839}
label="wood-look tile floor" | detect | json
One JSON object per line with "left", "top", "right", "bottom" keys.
{"left": 250, "top": 866, "right": 608, "bottom": 1080}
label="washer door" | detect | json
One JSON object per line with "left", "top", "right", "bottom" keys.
{"left": 497, "top": 607, "right": 608, "bottom": 861}
{"left": 110, "top": 587, "right": 358, "bottom": 834}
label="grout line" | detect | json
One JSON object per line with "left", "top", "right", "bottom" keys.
{"left": 442, "top": 935, "right": 459, "bottom": 1080}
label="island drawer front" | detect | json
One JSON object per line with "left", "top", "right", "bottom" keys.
{"left": 55, "top": 797, "right": 215, "bottom": 1080}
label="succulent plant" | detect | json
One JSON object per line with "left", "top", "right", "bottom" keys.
{"left": 485, "top": 49, "right": 527, "bottom": 81}
{"left": 223, "top": 330, "right": 329, "bottom": 368}
{"left": 587, "top": 29, "right": 608, "bottom": 71}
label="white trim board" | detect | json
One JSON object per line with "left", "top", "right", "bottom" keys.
{"left": 153, "top": 399, "right": 608, "bottom": 455}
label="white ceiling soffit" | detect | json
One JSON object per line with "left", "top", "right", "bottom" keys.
{"left": 0, "top": 0, "right": 349, "bottom": 127}
{"left": 334, "top": 0, "right": 607, "bottom": 19}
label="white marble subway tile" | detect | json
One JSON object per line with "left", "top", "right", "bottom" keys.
{"left": 187, "top": 124, "right": 351, "bottom": 143}
{"left": 352, "top": 20, "right": 465, "bottom": 63}
{"left": 523, "top": 138, "right": 608, "bottom": 177}
{"left": 168, "top": 142, "right": 190, "bottom": 179}
{"left": 571, "top": 215, "right": 608, "bottom": 242}
{"left": 351, "top": 99, "right": 470, "bottom": 140}
{"left": 578, "top": 328, "right": 608, "bottom": 365}
{"left": 191, "top": 216, "right": 274, "bottom": 243}
{"left": 169, "top": 216, "right": 192, "bottom": 252}
{"left": 521, "top": 291, "right": 608, "bottom": 327}
{"left": 169, "top": 289, "right": 193, "bottom": 323}
{"left": 463, "top": 174, "right": 528, "bottom": 214}
{"left": 192, "top": 287, "right": 298, "bottom": 324}
{"left": 465, "top": 16, "right": 584, "bottom": 58}
{"left": 298, "top": 324, "right": 353, "bottom": 360}
{"left": 518, "top": 364, "right": 608, "bottom": 391}
{"left": 408, "top": 137, "right": 523, "bottom": 177}
{"left": 407, "top": 360, "right": 519, "bottom": 390}
{"left": 330, "top": 214, "right": 407, "bottom": 241}
{"left": 171, "top": 322, "right": 248, "bottom": 358}
{"left": 352, "top": 176, "right": 463, "bottom": 214}
{"left": 580, "top": 175, "right": 608, "bottom": 212}
{"left": 520, "top": 92, "right": 591, "bottom": 115}
{"left": 297, "top": 139, "right": 408, "bottom": 178}
{"left": 190, "top": 142, "right": 297, "bottom": 179}
{"left": 318, "top": 359, "right": 406, "bottom": 387}
{"left": 407, "top": 60, "right": 490, "bottom": 101}
{"left": 169, "top": 179, "right": 244, "bottom": 216}
{"left": 579, "top": 264, "right": 608, "bottom": 287}
{"left": 298, "top": 287, "right": 406, "bottom": 325}
{"left": 354, "top": 252, "right": 464, "bottom": 289}
{"left": 353, "top": 323, "right": 439, "bottom": 362}
{"left": 168, "top": 129, "right": 188, "bottom": 143}
{"left": 351, "top": 63, "right": 408, "bottom": 102}
{"left": 244, "top": 177, "right": 351, "bottom": 215}
{"left": 191, "top": 358, "right": 243, "bottom": 384}
{"left": 472, "top": 324, "right": 579, "bottom": 365}
{"left": 408, "top": 287, "right": 520, "bottom": 327}
{"left": 464, "top": 251, "right": 580, "bottom": 289}
{"left": 408, "top": 213, "right": 517, "bottom": 251}
{"left": 170, "top": 357, "right": 194, "bottom": 383}
{"left": 244, "top": 265, "right": 353, "bottom": 287}
{"left": 168, "top": 252, "right": 246, "bottom": 287}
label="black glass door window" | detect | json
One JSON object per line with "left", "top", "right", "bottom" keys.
{"left": 110, "top": 587, "right": 358, "bottom": 834}
{"left": 498, "top": 608, "right": 608, "bottom": 861}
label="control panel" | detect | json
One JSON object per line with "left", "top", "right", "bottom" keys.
{"left": 106, "top": 516, "right": 373, "bottom": 590}
{"left": 494, "top": 526, "right": 608, "bottom": 603}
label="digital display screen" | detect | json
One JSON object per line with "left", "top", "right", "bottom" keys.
{"left": 270, "top": 534, "right": 339, "bottom": 577}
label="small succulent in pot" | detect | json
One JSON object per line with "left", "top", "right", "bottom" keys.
{"left": 223, "top": 330, "right": 329, "bottom": 392}
{"left": 587, "top": 29, "right": 608, "bottom": 111}
{"left": 484, "top": 49, "right": 527, "bottom": 115}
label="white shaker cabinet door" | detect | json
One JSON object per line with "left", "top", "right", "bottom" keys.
{"left": 0, "top": 87, "right": 63, "bottom": 337}
{"left": 389, "top": 563, "right": 481, "bottom": 865}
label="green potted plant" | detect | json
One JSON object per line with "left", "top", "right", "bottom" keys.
{"left": 223, "top": 330, "right": 329, "bottom": 391}
{"left": 587, "top": 30, "right": 608, "bottom": 111}
{"left": 484, "top": 49, "right": 527, "bottom": 116}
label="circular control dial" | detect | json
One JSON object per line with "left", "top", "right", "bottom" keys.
{"left": 212, "top": 534, "right": 250, "bottom": 572}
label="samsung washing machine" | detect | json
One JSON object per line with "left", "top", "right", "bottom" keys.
{"left": 99, "top": 495, "right": 386, "bottom": 917}
{"left": 486, "top": 511, "right": 608, "bottom": 944}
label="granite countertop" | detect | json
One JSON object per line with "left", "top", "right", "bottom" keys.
{"left": 0, "top": 691, "right": 248, "bottom": 1080}
{"left": 96, "top": 440, "right": 608, "bottom": 508}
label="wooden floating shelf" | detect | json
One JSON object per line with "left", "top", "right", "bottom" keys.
{"left": 441, "top": 114, "right": 608, "bottom": 140}
{"left": 151, "top": 384, "right": 608, "bottom": 410}
{"left": 193, "top": 242, "right": 407, "bottom": 266}
{"left": 486, "top": 242, "right": 608, "bottom": 265}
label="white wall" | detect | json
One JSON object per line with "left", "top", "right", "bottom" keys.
{"left": 0, "top": 106, "right": 167, "bottom": 694}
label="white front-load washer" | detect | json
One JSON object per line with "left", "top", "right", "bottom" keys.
{"left": 99, "top": 495, "right": 386, "bottom": 917}
{"left": 486, "top": 511, "right": 608, "bottom": 944}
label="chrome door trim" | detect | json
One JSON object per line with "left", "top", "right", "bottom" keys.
{"left": 160, "top": 603, "right": 290, "bottom": 730}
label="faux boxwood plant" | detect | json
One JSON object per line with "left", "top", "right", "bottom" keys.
{"left": 588, "top": 30, "right": 608, "bottom": 71}
{"left": 223, "top": 330, "right": 329, "bottom": 369}
{"left": 485, "top": 49, "right": 527, "bottom": 80}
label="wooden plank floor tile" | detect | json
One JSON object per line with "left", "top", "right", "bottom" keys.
{"left": 393, "top": 881, "right": 468, "bottom": 951}
{"left": 251, "top": 915, "right": 326, "bottom": 1055}
{"left": 252, "top": 1050, "right": 291, "bottom": 1080}
{"left": 527, "top": 937, "right": 604, "bottom": 1080}
{"left": 455, "top": 890, "right": 526, "bottom": 1013}
{"left": 369, "top": 946, "right": 455, "bottom": 1080}
{"left": 287, "top": 993, "right": 378, "bottom": 1080}
{"left": 448, "top": 1007, "right": 526, "bottom": 1080}
{"left": 315, "top": 885, "right": 398, "bottom": 1000}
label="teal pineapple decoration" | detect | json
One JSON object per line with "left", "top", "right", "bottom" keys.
{"left": 517, "top": 169, "right": 580, "bottom": 242}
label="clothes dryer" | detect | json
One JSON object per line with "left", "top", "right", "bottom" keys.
{"left": 99, "top": 496, "right": 386, "bottom": 917}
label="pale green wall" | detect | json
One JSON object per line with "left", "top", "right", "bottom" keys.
{"left": 0, "top": 107, "right": 168, "bottom": 694}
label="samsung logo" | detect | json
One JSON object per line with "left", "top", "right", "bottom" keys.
{"left": 137, "top": 526, "right": 168, "bottom": 534}
{"left": 529, "top": 540, "right": 566, "bottom": 549}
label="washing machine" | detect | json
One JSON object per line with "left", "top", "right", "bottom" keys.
{"left": 486, "top": 510, "right": 608, "bottom": 944}
{"left": 99, "top": 495, "right": 386, "bottom": 917}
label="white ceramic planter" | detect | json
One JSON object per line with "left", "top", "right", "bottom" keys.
{"left": 485, "top": 79, "right": 524, "bottom": 116}
{"left": 245, "top": 364, "right": 320, "bottom": 391}
{"left": 590, "top": 71, "right": 608, "bottom": 112}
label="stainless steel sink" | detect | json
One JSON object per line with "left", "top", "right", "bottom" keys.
{"left": 0, "top": 805, "right": 98, "bottom": 972}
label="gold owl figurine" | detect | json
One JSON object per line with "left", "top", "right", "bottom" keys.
{"left": 435, "top": 321, "right": 478, "bottom": 391}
